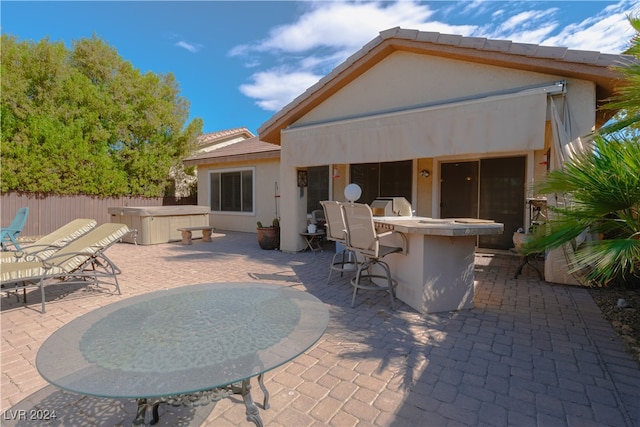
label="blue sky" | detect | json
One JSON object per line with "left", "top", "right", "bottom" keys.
{"left": 2, "top": 1, "right": 638, "bottom": 135}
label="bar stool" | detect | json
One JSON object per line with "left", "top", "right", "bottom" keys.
{"left": 320, "top": 201, "right": 357, "bottom": 284}
{"left": 341, "top": 202, "right": 406, "bottom": 309}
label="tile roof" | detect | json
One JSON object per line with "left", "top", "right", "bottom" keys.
{"left": 184, "top": 136, "right": 280, "bottom": 166}
{"left": 259, "top": 27, "right": 637, "bottom": 145}
{"left": 196, "top": 127, "right": 254, "bottom": 147}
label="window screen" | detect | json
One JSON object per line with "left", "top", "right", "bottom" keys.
{"left": 210, "top": 169, "right": 253, "bottom": 213}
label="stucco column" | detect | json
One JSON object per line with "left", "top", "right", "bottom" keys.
{"left": 279, "top": 143, "right": 307, "bottom": 253}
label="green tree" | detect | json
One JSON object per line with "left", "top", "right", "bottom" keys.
{"left": 524, "top": 17, "right": 640, "bottom": 287}
{"left": 1, "top": 34, "right": 202, "bottom": 197}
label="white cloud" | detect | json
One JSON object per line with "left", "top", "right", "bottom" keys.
{"left": 228, "top": 43, "right": 249, "bottom": 57}
{"left": 502, "top": 24, "right": 560, "bottom": 46}
{"left": 499, "top": 9, "right": 557, "bottom": 33}
{"left": 475, "top": 0, "right": 636, "bottom": 51}
{"left": 298, "top": 52, "right": 349, "bottom": 73}
{"left": 419, "top": 21, "right": 477, "bottom": 36}
{"left": 441, "top": 0, "right": 494, "bottom": 19}
{"left": 257, "top": 1, "right": 435, "bottom": 53}
{"left": 239, "top": 70, "right": 322, "bottom": 111}
{"left": 541, "top": 1, "right": 637, "bottom": 53}
{"left": 175, "top": 40, "right": 201, "bottom": 53}
{"left": 236, "top": 0, "right": 639, "bottom": 112}
{"left": 234, "top": 0, "right": 477, "bottom": 112}
{"left": 474, "top": 7, "right": 560, "bottom": 44}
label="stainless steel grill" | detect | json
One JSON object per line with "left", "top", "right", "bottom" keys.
{"left": 370, "top": 197, "right": 412, "bottom": 217}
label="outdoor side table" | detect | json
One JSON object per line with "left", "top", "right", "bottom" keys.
{"left": 513, "top": 251, "right": 544, "bottom": 280}
{"left": 36, "top": 282, "right": 329, "bottom": 426}
{"left": 300, "top": 231, "right": 325, "bottom": 253}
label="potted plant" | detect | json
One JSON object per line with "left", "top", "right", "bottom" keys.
{"left": 256, "top": 218, "right": 280, "bottom": 250}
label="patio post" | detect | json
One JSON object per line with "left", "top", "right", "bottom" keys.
{"left": 279, "top": 155, "right": 308, "bottom": 253}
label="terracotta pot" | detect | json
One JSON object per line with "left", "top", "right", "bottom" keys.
{"left": 257, "top": 227, "right": 280, "bottom": 250}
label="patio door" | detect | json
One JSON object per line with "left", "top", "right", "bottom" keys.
{"left": 440, "top": 161, "right": 479, "bottom": 220}
{"left": 440, "top": 156, "right": 525, "bottom": 250}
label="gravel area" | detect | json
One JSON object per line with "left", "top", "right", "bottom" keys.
{"left": 589, "top": 286, "right": 640, "bottom": 364}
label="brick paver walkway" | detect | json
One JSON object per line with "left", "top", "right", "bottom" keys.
{"left": 1, "top": 230, "right": 639, "bottom": 426}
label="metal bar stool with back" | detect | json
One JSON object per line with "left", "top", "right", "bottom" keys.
{"left": 341, "top": 201, "right": 407, "bottom": 309}
{"left": 320, "top": 200, "right": 357, "bottom": 283}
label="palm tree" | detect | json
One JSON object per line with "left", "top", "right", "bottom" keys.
{"left": 523, "top": 135, "right": 640, "bottom": 286}
{"left": 599, "top": 15, "right": 640, "bottom": 136}
{"left": 523, "top": 16, "right": 640, "bottom": 287}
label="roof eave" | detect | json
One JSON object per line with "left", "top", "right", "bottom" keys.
{"left": 258, "top": 40, "right": 393, "bottom": 146}
{"left": 183, "top": 150, "right": 280, "bottom": 167}
{"left": 259, "top": 34, "right": 630, "bottom": 145}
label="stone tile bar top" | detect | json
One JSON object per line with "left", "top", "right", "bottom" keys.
{"left": 373, "top": 216, "right": 504, "bottom": 314}
{"left": 374, "top": 216, "right": 504, "bottom": 236}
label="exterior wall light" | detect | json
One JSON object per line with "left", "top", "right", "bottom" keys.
{"left": 420, "top": 169, "right": 431, "bottom": 178}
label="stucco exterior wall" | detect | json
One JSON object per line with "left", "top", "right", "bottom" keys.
{"left": 196, "top": 158, "right": 280, "bottom": 233}
{"left": 415, "top": 158, "right": 434, "bottom": 217}
{"left": 278, "top": 50, "right": 597, "bottom": 257}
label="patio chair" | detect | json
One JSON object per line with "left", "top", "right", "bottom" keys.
{"left": 0, "top": 223, "right": 133, "bottom": 313}
{"left": 320, "top": 201, "right": 357, "bottom": 284}
{"left": 1, "top": 207, "right": 29, "bottom": 251}
{"left": 0, "top": 218, "right": 97, "bottom": 263}
{"left": 341, "top": 203, "right": 406, "bottom": 309}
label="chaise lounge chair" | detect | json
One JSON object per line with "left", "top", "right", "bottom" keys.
{"left": 0, "top": 218, "right": 97, "bottom": 263}
{"left": 0, "top": 223, "right": 134, "bottom": 313}
{"left": 1, "top": 207, "right": 29, "bottom": 251}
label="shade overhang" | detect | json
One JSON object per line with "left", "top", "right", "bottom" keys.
{"left": 281, "top": 89, "right": 549, "bottom": 167}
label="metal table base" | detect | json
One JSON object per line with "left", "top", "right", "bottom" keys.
{"left": 135, "top": 374, "right": 269, "bottom": 426}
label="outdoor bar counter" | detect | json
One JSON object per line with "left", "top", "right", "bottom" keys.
{"left": 373, "top": 217, "right": 504, "bottom": 314}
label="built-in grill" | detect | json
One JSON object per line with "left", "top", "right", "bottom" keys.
{"left": 370, "top": 197, "right": 413, "bottom": 217}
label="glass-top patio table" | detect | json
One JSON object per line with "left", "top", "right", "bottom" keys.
{"left": 35, "top": 282, "right": 329, "bottom": 426}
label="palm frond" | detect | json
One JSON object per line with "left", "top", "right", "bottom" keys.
{"left": 573, "top": 238, "right": 640, "bottom": 285}
{"left": 525, "top": 134, "right": 640, "bottom": 286}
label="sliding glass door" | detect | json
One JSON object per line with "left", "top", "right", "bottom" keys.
{"left": 440, "top": 156, "right": 525, "bottom": 250}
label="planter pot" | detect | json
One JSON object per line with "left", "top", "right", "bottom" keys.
{"left": 257, "top": 227, "right": 280, "bottom": 250}
{"left": 512, "top": 232, "right": 531, "bottom": 252}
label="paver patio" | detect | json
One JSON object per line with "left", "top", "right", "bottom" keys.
{"left": 1, "top": 230, "right": 639, "bottom": 426}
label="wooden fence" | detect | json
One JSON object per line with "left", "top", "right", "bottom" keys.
{"left": 1, "top": 192, "right": 198, "bottom": 237}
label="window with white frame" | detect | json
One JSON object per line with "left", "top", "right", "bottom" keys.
{"left": 209, "top": 168, "right": 254, "bottom": 213}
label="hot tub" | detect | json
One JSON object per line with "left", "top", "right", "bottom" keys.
{"left": 108, "top": 205, "right": 210, "bottom": 245}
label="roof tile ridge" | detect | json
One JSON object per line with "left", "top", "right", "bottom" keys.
{"left": 379, "top": 27, "right": 402, "bottom": 39}
{"left": 388, "top": 27, "right": 636, "bottom": 66}
{"left": 435, "top": 33, "right": 464, "bottom": 46}
{"left": 197, "top": 127, "right": 254, "bottom": 142}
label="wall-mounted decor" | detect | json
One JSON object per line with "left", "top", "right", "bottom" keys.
{"left": 297, "top": 170, "right": 308, "bottom": 187}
